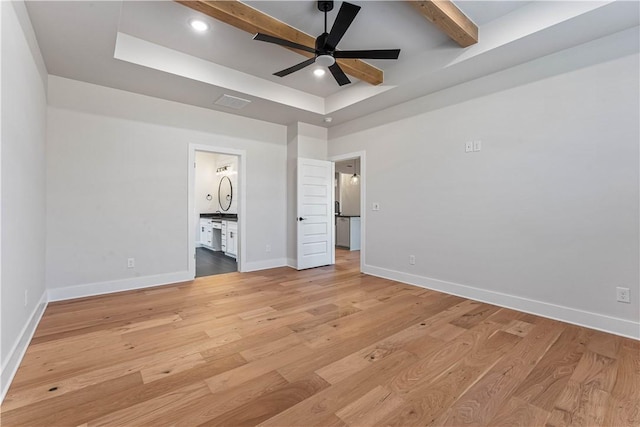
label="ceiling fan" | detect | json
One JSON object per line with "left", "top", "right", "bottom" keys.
{"left": 253, "top": 0, "right": 401, "bottom": 86}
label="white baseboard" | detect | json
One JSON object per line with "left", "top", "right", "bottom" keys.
{"left": 1, "top": 291, "right": 48, "bottom": 403}
{"left": 47, "top": 271, "right": 193, "bottom": 302}
{"left": 287, "top": 258, "right": 297, "bottom": 269}
{"left": 363, "top": 264, "right": 640, "bottom": 340}
{"left": 242, "top": 258, "right": 288, "bottom": 273}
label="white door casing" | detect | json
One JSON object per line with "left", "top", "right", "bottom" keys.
{"left": 297, "top": 158, "right": 334, "bottom": 270}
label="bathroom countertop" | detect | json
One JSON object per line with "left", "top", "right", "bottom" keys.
{"left": 200, "top": 213, "right": 238, "bottom": 221}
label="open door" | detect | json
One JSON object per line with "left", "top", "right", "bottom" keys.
{"left": 297, "top": 158, "right": 334, "bottom": 270}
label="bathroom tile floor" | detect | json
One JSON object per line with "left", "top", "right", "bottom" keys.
{"left": 195, "top": 247, "right": 237, "bottom": 277}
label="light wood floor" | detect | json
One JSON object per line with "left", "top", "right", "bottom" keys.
{"left": 2, "top": 250, "right": 638, "bottom": 426}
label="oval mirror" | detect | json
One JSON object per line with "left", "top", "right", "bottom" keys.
{"left": 218, "top": 176, "right": 232, "bottom": 211}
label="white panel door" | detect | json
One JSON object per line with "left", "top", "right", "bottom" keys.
{"left": 297, "top": 158, "right": 334, "bottom": 270}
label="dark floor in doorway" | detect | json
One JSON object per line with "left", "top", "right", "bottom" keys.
{"left": 196, "top": 247, "right": 237, "bottom": 277}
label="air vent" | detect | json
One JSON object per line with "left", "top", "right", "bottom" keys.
{"left": 214, "top": 94, "right": 251, "bottom": 110}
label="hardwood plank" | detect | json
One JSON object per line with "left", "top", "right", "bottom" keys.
{"left": 140, "top": 352, "right": 206, "bottom": 384}
{"left": 1, "top": 373, "right": 145, "bottom": 427}
{"left": 2, "top": 332, "right": 240, "bottom": 411}
{"left": 380, "top": 330, "right": 521, "bottom": 426}
{"left": 205, "top": 343, "right": 313, "bottom": 393}
{"left": 139, "top": 370, "right": 289, "bottom": 426}
{"left": 335, "top": 385, "right": 405, "bottom": 426}
{"left": 203, "top": 373, "right": 329, "bottom": 426}
{"left": 433, "top": 319, "right": 564, "bottom": 426}
{"left": 603, "top": 340, "right": 640, "bottom": 427}
{"left": 513, "top": 325, "right": 590, "bottom": 411}
{"left": 503, "top": 319, "right": 536, "bottom": 337}
{"left": 488, "top": 396, "right": 550, "bottom": 426}
{"left": 449, "top": 302, "right": 501, "bottom": 329}
{"left": 86, "top": 381, "right": 211, "bottom": 427}
{"left": 569, "top": 350, "right": 617, "bottom": 392}
{"left": 389, "top": 320, "right": 505, "bottom": 394}
{"left": 259, "top": 350, "right": 420, "bottom": 427}
{"left": 548, "top": 381, "right": 610, "bottom": 427}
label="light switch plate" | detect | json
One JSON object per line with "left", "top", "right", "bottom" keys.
{"left": 372, "top": 202, "right": 380, "bottom": 211}
{"left": 465, "top": 141, "right": 473, "bottom": 153}
{"left": 473, "top": 140, "right": 482, "bottom": 151}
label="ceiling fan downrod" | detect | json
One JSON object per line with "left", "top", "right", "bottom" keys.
{"left": 318, "top": 0, "right": 334, "bottom": 28}
{"left": 316, "top": 0, "right": 336, "bottom": 66}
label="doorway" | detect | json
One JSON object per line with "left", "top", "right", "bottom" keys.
{"left": 188, "top": 144, "right": 246, "bottom": 278}
{"left": 330, "top": 151, "right": 366, "bottom": 273}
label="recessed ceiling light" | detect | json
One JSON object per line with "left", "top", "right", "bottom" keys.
{"left": 189, "top": 19, "right": 209, "bottom": 32}
{"left": 313, "top": 68, "right": 326, "bottom": 77}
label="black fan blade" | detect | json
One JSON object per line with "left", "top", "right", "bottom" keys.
{"left": 328, "top": 63, "right": 351, "bottom": 86}
{"left": 274, "top": 57, "right": 317, "bottom": 77}
{"left": 334, "top": 49, "right": 400, "bottom": 60}
{"left": 325, "top": 2, "right": 361, "bottom": 50}
{"left": 254, "top": 33, "right": 316, "bottom": 54}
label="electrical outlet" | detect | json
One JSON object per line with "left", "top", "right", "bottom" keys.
{"left": 372, "top": 202, "right": 380, "bottom": 211}
{"left": 24, "top": 290, "right": 28, "bottom": 307}
{"left": 465, "top": 141, "right": 473, "bottom": 153}
{"left": 127, "top": 258, "right": 135, "bottom": 269}
{"left": 473, "top": 140, "right": 482, "bottom": 151}
{"left": 409, "top": 255, "right": 416, "bottom": 265}
{"left": 616, "top": 287, "right": 630, "bottom": 303}
{"left": 266, "top": 244, "right": 271, "bottom": 253}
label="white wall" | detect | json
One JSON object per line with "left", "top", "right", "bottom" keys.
{"left": 329, "top": 42, "right": 639, "bottom": 337}
{"left": 195, "top": 152, "right": 219, "bottom": 216}
{"left": 46, "top": 76, "right": 287, "bottom": 298}
{"left": 1, "top": 0, "right": 48, "bottom": 399}
{"left": 194, "top": 151, "right": 217, "bottom": 243}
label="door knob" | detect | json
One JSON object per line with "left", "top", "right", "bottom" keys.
{"left": 297, "top": 217, "right": 307, "bottom": 221}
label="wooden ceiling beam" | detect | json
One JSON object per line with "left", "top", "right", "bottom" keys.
{"left": 407, "top": 1, "right": 478, "bottom": 48}
{"left": 175, "top": 0, "right": 384, "bottom": 86}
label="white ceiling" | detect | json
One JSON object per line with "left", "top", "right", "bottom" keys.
{"left": 25, "top": 1, "right": 639, "bottom": 127}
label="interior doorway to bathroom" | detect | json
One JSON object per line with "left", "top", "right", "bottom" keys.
{"left": 188, "top": 144, "right": 246, "bottom": 279}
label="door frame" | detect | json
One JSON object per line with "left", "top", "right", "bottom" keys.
{"left": 329, "top": 151, "right": 366, "bottom": 273}
{"left": 188, "top": 143, "right": 247, "bottom": 277}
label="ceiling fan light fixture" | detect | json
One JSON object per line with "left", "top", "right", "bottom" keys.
{"left": 313, "top": 68, "right": 326, "bottom": 77}
{"left": 315, "top": 54, "right": 335, "bottom": 67}
{"left": 189, "top": 19, "right": 209, "bottom": 32}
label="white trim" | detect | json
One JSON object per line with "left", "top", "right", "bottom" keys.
{"left": 47, "top": 271, "right": 192, "bottom": 302}
{"left": 363, "top": 264, "right": 640, "bottom": 340}
{"left": 1, "top": 291, "right": 48, "bottom": 403}
{"left": 242, "top": 258, "right": 288, "bottom": 272}
{"left": 188, "top": 143, "right": 247, "bottom": 276}
{"left": 287, "top": 258, "right": 298, "bottom": 269}
{"left": 329, "top": 151, "right": 366, "bottom": 273}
